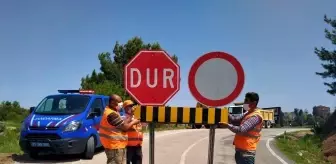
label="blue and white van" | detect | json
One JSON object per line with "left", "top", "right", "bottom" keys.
{"left": 19, "top": 90, "right": 109, "bottom": 159}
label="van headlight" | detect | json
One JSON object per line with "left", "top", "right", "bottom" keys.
{"left": 20, "top": 122, "right": 27, "bottom": 131}
{"left": 64, "top": 121, "right": 81, "bottom": 132}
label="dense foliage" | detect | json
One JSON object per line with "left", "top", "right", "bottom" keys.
{"left": 0, "top": 101, "right": 29, "bottom": 123}
{"left": 80, "top": 37, "right": 178, "bottom": 101}
{"left": 80, "top": 37, "right": 179, "bottom": 129}
{"left": 282, "top": 108, "right": 315, "bottom": 127}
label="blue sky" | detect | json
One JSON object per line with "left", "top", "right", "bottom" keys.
{"left": 0, "top": 1, "right": 335, "bottom": 112}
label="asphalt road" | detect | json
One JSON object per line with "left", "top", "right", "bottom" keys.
{"left": 14, "top": 128, "right": 307, "bottom": 164}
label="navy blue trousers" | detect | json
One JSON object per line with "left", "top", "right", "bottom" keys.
{"left": 234, "top": 151, "right": 255, "bottom": 164}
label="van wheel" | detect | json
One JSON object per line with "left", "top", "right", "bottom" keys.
{"left": 83, "top": 136, "right": 95, "bottom": 159}
{"left": 262, "top": 121, "right": 265, "bottom": 128}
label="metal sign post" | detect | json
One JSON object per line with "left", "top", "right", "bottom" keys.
{"left": 149, "top": 122, "right": 155, "bottom": 164}
{"left": 188, "top": 52, "right": 245, "bottom": 163}
{"left": 207, "top": 125, "right": 216, "bottom": 164}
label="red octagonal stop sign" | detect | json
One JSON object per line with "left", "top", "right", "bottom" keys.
{"left": 124, "top": 50, "right": 180, "bottom": 106}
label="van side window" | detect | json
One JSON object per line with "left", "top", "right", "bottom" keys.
{"left": 39, "top": 98, "right": 53, "bottom": 112}
{"left": 90, "top": 98, "right": 103, "bottom": 116}
{"left": 104, "top": 98, "right": 109, "bottom": 107}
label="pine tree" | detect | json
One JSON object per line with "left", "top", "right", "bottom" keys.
{"left": 315, "top": 15, "right": 336, "bottom": 96}
{"left": 80, "top": 37, "right": 178, "bottom": 99}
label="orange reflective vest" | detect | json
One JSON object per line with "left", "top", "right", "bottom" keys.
{"left": 233, "top": 109, "right": 263, "bottom": 151}
{"left": 127, "top": 123, "right": 143, "bottom": 146}
{"left": 99, "top": 107, "right": 128, "bottom": 149}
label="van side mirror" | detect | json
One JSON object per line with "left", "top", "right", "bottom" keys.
{"left": 29, "top": 107, "right": 35, "bottom": 114}
{"left": 88, "top": 108, "right": 101, "bottom": 118}
{"left": 94, "top": 107, "right": 101, "bottom": 113}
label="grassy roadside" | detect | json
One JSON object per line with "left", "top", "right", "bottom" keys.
{"left": 275, "top": 130, "right": 330, "bottom": 164}
{"left": 0, "top": 121, "right": 22, "bottom": 154}
{"left": 0, "top": 128, "right": 22, "bottom": 154}
{"left": 4, "top": 121, "right": 20, "bottom": 129}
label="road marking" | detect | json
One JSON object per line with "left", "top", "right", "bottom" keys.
{"left": 143, "top": 129, "right": 204, "bottom": 140}
{"left": 266, "top": 138, "right": 288, "bottom": 164}
{"left": 179, "top": 133, "right": 231, "bottom": 164}
{"left": 265, "top": 129, "right": 303, "bottom": 164}
{"left": 179, "top": 136, "right": 209, "bottom": 164}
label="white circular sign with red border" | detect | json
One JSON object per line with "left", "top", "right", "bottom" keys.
{"left": 188, "top": 51, "right": 245, "bottom": 107}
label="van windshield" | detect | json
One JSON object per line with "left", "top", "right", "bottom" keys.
{"left": 34, "top": 95, "right": 90, "bottom": 115}
{"left": 229, "top": 107, "right": 243, "bottom": 114}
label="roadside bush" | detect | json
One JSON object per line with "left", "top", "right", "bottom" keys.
{"left": 321, "top": 110, "right": 336, "bottom": 138}
{"left": 312, "top": 122, "right": 324, "bottom": 135}
{"left": 0, "top": 101, "right": 29, "bottom": 123}
{"left": 275, "top": 124, "right": 281, "bottom": 128}
{"left": 0, "top": 128, "right": 21, "bottom": 153}
{"left": 0, "top": 122, "right": 5, "bottom": 133}
{"left": 276, "top": 131, "right": 329, "bottom": 164}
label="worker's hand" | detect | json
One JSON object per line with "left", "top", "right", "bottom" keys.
{"left": 218, "top": 122, "right": 229, "bottom": 128}
{"left": 123, "top": 115, "right": 132, "bottom": 123}
{"left": 131, "top": 106, "right": 137, "bottom": 112}
{"left": 132, "top": 118, "right": 140, "bottom": 125}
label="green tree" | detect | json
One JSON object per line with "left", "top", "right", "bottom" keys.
{"left": 80, "top": 37, "right": 179, "bottom": 100}
{"left": 315, "top": 15, "right": 336, "bottom": 96}
{"left": 306, "top": 114, "right": 315, "bottom": 125}
{"left": 283, "top": 112, "right": 293, "bottom": 126}
{"left": 293, "top": 108, "right": 304, "bottom": 126}
{"left": 81, "top": 37, "right": 179, "bottom": 129}
{"left": 12, "top": 101, "right": 20, "bottom": 108}
{"left": 91, "top": 81, "right": 125, "bottom": 98}
{"left": 303, "top": 109, "right": 309, "bottom": 123}
{"left": 0, "top": 101, "right": 29, "bottom": 122}
{"left": 298, "top": 109, "right": 304, "bottom": 126}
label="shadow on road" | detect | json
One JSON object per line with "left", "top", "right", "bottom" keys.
{"left": 215, "top": 135, "right": 235, "bottom": 164}
{"left": 12, "top": 147, "right": 104, "bottom": 163}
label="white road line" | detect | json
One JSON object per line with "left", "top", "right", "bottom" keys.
{"left": 179, "top": 133, "right": 227, "bottom": 164}
{"left": 178, "top": 129, "right": 300, "bottom": 164}
{"left": 265, "top": 129, "right": 302, "bottom": 164}
{"left": 179, "top": 136, "right": 209, "bottom": 164}
{"left": 266, "top": 138, "right": 288, "bottom": 164}
{"left": 143, "top": 129, "right": 203, "bottom": 140}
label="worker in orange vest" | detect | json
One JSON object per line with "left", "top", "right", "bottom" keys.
{"left": 99, "top": 94, "right": 140, "bottom": 164}
{"left": 123, "top": 100, "right": 143, "bottom": 164}
{"left": 220, "top": 92, "right": 263, "bottom": 164}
